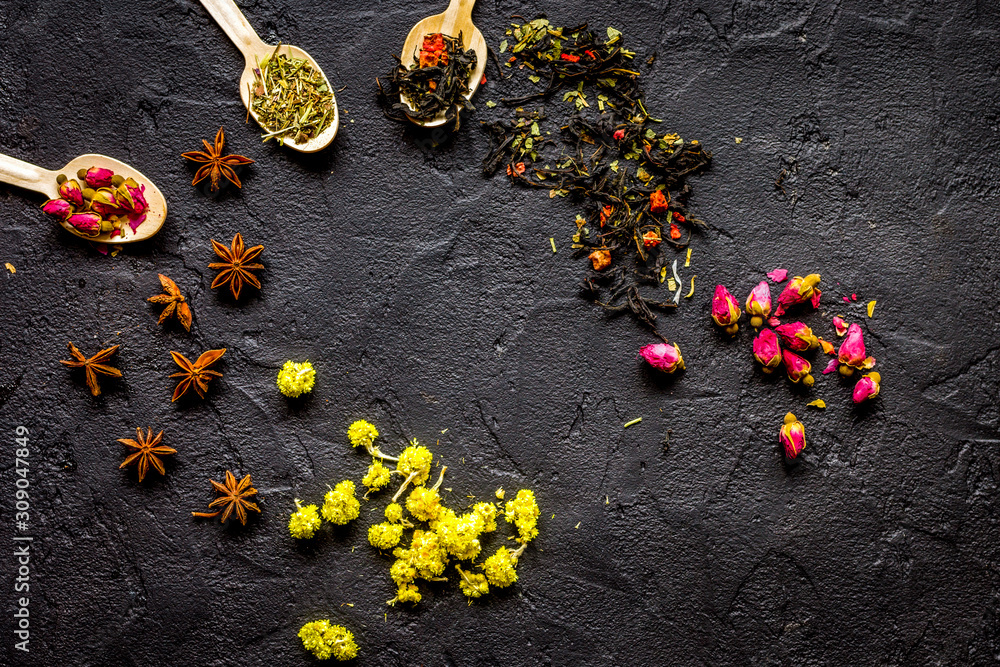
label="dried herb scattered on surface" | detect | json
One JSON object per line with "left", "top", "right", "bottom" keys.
{"left": 60, "top": 342, "right": 121, "bottom": 396}
{"left": 118, "top": 427, "right": 176, "bottom": 482}
{"left": 169, "top": 348, "right": 226, "bottom": 402}
{"left": 209, "top": 233, "right": 263, "bottom": 299}
{"left": 250, "top": 47, "right": 336, "bottom": 145}
{"left": 192, "top": 470, "right": 261, "bottom": 525}
{"left": 481, "top": 19, "right": 711, "bottom": 334}
{"left": 377, "top": 32, "right": 478, "bottom": 128}
{"left": 148, "top": 273, "right": 192, "bottom": 331}
{"left": 181, "top": 127, "right": 254, "bottom": 192}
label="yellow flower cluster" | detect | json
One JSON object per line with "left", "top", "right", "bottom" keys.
{"left": 287, "top": 500, "right": 322, "bottom": 539}
{"left": 396, "top": 442, "right": 433, "bottom": 486}
{"left": 345, "top": 419, "right": 541, "bottom": 605}
{"left": 505, "top": 489, "right": 540, "bottom": 543}
{"left": 322, "top": 480, "right": 360, "bottom": 525}
{"left": 298, "top": 619, "right": 358, "bottom": 661}
{"left": 347, "top": 419, "right": 379, "bottom": 450}
{"left": 362, "top": 459, "right": 392, "bottom": 493}
{"left": 276, "top": 360, "right": 316, "bottom": 398}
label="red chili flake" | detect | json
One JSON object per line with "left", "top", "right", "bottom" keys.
{"left": 585, "top": 50, "right": 598, "bottom": 59}
{"left": 481, "top": 74, "right": 487, "bottom": 85}
{"left": 673, "top": 213, "right": 685, "bottom": 223}
{"left": 649, "top": 189, "right": 669, "bottom": 214}
{"left": 508, "top": 56, "right": 517, "bottom": 63}
{"left": 600, "top": 205, "right": 613, "bottom": 226}
{"left": 506, "top": 162, "right": 526, "bottom": 177}
{"left": 560, "top": 53, "right": 581, "bottom": 63}
{"left": 669, "top": 223, "right": 681, "bottom": 239}
{"left": 613, "top": 129, "right": 625, "bottom": 141}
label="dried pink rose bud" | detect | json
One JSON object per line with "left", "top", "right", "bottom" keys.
{"left": 84, "top": 166, "right": 115, "bottom": 189}
{"left": 775, "top": 321, "right": 818, "bottom": 352}
{"left": 852, "top": 372, "right": 881, "bottom": 403}
{"left": 752, "top": 329, "right": 782, "bottom": 373}
{"left": 90, "top": 188, "right": 122, "bottom": 217}
{"left": 779, "top": 412, "right": 806, "bottom": 459}
{"left": 58, "top": 178, "right": 85, "bottom": 207}
{"left": 711, "top": 284, "right": 741, "bottom": 334}
{"left": 775, "top": 273, "right": 821, "bottom": 316}
{"left": 639, "top": 342, "right": 685, "bottom": 373}
{"left": 745, "top": 280, "right": 771, "bottom": 328}
{"left": 838, "top": 323, "right": 876, "bottom": 375}
{"left": 41, "top": 198, "right": 73, "bottom": 219}
{"left": 66, "top": 211, "right": 103, "bottom": 237}
{"left": 832, "top": 316, "right": 849, "bottom": 336}
{"left": 120, "top": 177, "right": 147, "bottom": 214}
{"left": 782, "top": 349, "right": 814, "bottom": 386}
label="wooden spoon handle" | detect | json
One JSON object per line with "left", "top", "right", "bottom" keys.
{"left": 199, "top": 0, "right": 267, "bottom": 62}
{"left": 441, "top": 0, "right": 476, "bottom": 38}
{"left": 0, "top": 153, "right": 54, "bottom": 197}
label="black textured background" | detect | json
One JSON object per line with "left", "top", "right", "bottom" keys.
{"left": 1, "top": 0, "right": 999, "bottom": 665}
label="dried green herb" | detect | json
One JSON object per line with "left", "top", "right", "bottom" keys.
{"left": 481, "top": 19, "right": 712, "bottom": 334}
{"left": 377, "top": 33, "right": 478, "bottom": 129}
{"left": 250, "top": 46, "right": 335, "bottom": 145}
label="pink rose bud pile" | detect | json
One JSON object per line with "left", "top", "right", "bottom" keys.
{"left": 40, "top": 167, "right": 150, "bottom": 238}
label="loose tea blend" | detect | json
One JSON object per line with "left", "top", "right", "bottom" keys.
{"left": 250, "top": 46, "right": 336, "bottom": 145}
{"left": 377, "top": 32, "right": 478, "bottom": 128}
{"left": 480, "top": 19, "right": 712, "bottom": 334}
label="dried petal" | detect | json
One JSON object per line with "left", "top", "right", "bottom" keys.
{"left": 832, "top": 316, "right": 849, "bottom": 336}
{"left": 822, "top": 358, "right": 839, "bottom": 375}
{"left": 853, "top": 372, "right": 881, "bottom": 403}
{"left": 639, "top": 342, "right": 684, "bottom": 373}
{"left": 867, "top": 300, "right": 876, "bottom": 318}
{"left": 817, "top": 337, "right": 836, "bottom": 355}
{"left": 806, "top": 399, "right": 826, "bottom": 409}
{"left": 775, "top": 321, "right": 818, "bottom": 352}
{"left": 745, "top": 280, "right": 772, "bottom": 328}
{"left": 782, "top": 349, "right": 814, "bottom": 386}
{"left": 779, "top": 412, "right": 806, "bottom": 459}
{"left": 766, "top": 268, "right": 788, "bottom": 282}
{"left": 752, "top": 329, "right": 782, "bottom": 373}
{"left": 711, "top": 284, "right": 741, "bottom": 334}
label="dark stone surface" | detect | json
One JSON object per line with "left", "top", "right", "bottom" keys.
{"left": 1, "top": 0, "right": 999, "bottom": 664}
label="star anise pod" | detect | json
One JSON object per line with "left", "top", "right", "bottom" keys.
{"left": 169, "top": 348, "right": 226, "bottom": 401}
{"left": 118, "top": 427, "right": 176, "bottom": 482}
{"left": 181, "top": 127, "right": 254, "bottom": 192}
{"left": 192, "top": 470, "right": 261, "bottom": 525}
{"left": 209, "top": 233, "right": 263, "bottom": 299}
{"left": 147, "top": 274, "right": 192, "bottom": 331}
{"left": 59, "top": 342, "right": 122, "bottom": 396}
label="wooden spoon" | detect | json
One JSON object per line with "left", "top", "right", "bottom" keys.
{"left": 0, "top": 152, "right": 167, "bottom": 244}
{"left": 199, "top": 0, "right": 338, "bottom": 152}
{"left": 399, "top": 0, "right": 487, "bottom": 128}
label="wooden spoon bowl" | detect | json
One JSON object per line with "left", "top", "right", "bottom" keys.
{"left": 0, "top": 152, "right": 167, "bottom": 243}
{"left": 400, "top": 0, "right": 487, "bottom": 128}
{"left": 199, "top": 0, "right": 338, "bottom": 152}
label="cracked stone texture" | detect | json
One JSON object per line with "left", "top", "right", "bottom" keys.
{"left": 1, "top": 0, "right": 999, "bottom": 664}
